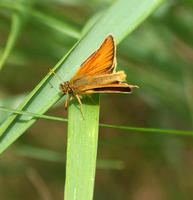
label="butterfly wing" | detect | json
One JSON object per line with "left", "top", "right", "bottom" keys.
{"left": 73, "top": 35, "right": 116, "bottom": 78}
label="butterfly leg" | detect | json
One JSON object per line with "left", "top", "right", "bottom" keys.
{"left": 69, "top": 95, "right": 73, "bottom": 103}
{"left": 65, "top": 92, "right": 69, "bottom": 110}
{"left": 75, "top": 94, "right": 85, "bottom": 119}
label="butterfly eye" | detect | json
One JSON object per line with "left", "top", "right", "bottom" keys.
{"left": 59, "top": 83, "right": 66, "bottom": 94}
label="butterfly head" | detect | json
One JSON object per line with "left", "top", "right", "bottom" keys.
{"left": 59, "top": 81, "right": 73, "bottom": 94}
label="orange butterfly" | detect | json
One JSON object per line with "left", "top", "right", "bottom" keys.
{"left": 49, "top": 35, "right": 138, "bottom": 118}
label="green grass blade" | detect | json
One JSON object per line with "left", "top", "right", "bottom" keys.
{"left": 0, "top": 0, "right": 28, "bottom": 71}
{"left": 1, "top": 106, "right": 193, "bottom": 136}
{"left": 0, "top": 106, "right": 68, "bottom": 123}
{"left": 0, "top": 13, "right": 21, "bottom": 71}
{"left": 29, "top": 9, "right": 80, "bottom": 39}
{"left": 0, "top": 94, "right": 26, "bottom": 124}
{"left": 65, "top": 95, "right": 99, "bottom": 200}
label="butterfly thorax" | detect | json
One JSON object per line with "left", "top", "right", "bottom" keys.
{"left": 59, "top": 81, "right": 73, "bottom": 94}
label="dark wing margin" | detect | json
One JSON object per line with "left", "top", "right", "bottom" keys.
{"left": 79, "top": 84, "right": 139, "bottom": 94}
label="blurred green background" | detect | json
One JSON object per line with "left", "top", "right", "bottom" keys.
{"left": 1, "top": 0, "right": 193, "bottom": 199}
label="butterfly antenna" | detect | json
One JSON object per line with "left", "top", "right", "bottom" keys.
{"left": 49, "top": 68, "right": 64, "bottom": 82}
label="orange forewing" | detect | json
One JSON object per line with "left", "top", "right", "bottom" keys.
{"left": 73, "top": 35, "right": 116, "bottom": 78}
